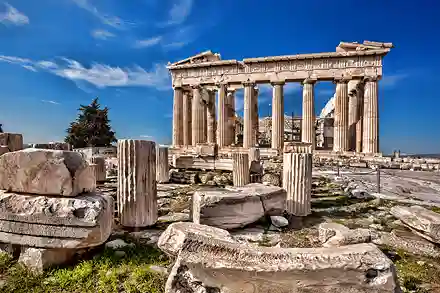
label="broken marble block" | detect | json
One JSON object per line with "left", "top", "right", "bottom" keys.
{"left": 390, "top": 205, "right": 440, "bottom": 243}
{"left": 158, "top": 222, "right": 233, "bottom": 257}
{"left": 191, "top": 183, "right": 286, "bottom": 229}
{"left": 166, "top": 233, "right": 400, "bottom": 293}
{"left": 0, "top": 191, "right": 113, "bottom": 248}
{"left": 0, "top": 148, "right": 95, "bottom": 196}
{"left": 319, "top": 222, "right": 372, "bottom": 247}
{"left": 0, "top": 133, "right": 23, "bottom": 152}
{"left": 18, "top": 247, "right": 75, "bottom": 273}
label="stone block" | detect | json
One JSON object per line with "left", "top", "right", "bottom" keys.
{"left": 192, "top": 183, "right": 286, "bottom": 229}
{"left": 0, "top": 149, "right": 95, "bottom": 196}
{"left": 157, "top": 222, "right": 233, "bottom": 257}
{"left": 319, "top": 222, "right": 372, "bottom": 247}
{"left": 0, "top": 191, "right": 113, "bottom": 248}
{"left": 166, "top": 233, "right": 400, "bottom": 293}
{"left": 0, "top": 133, "right": 23, "bottom": 152}
{"left": 18, "top": 247, "right": 75, "bottom": 273}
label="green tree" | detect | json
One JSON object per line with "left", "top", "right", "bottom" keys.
{"left": 65, "top": 98, "right": 116, "bottom": 148}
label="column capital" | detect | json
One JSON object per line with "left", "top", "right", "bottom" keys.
{"left": 190, "top": 84, "right": 203, "bottom": 90}
{"left": 302, "top": 78, "right": 317, "bottom": 85}
{"left": 227, "top": 88, "right": 236, "bottom": 94}
{"left": 363, "top": 75, "right": 381, "bottom": 82}
{"left": 271, "top": 81, "right": 285, "bottom": 86}
{"left": 173, "top": 85, "right": 184, "bottom": 90}
{"left": 333, "top": 75, "right": 352, "bottom": 84}
{"left": 242, "top": 81, "right": 256, "bottom": 87}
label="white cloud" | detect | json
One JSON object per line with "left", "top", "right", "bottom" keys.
{"left": 139, "top": 134, "right": 154, "bottom": 138}
{"left": 0, "top": 54, "right": 171, "bottom": 91}
{"left": 159, "top": 0, "right": 193, "bottom": 27}
{"left": 0, "top": 3, "right": 29, "bottom": 26}
{"left": 71, "top": 0, "right": 131, "bottom": 29}
{"left": 41, "top": 100, "right": 60, "bottom": 105}
{"left": 91, "top": 29, "right": 115, "bottom": 40}
{"left": 134, "top": 36, "right": 162, "bottom": 48}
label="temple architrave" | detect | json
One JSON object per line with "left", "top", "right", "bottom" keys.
{"left": 167, "top": 40, "right": 393, "bottom": 156}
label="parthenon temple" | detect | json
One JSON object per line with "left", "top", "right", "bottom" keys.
{"left": 168, "top": 40, "right": 393, "bottom": 156}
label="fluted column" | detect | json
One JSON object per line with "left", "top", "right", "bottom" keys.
{"left": 348, "top": 80, "right": 361, "bottom": 151}
{"left": 172, "top": 87, "right": 183, "bottom": 146}
{"left": 156, "top": 146, "right": 169, "bottom": 183}
{"left": 301, "top": 79, "right": 316, "bottom": 150}
{"left": 182, "top": 91, "right": 192, "bottom": 146}
{"left": 252, "top": 87, "right": 259, "bottom": 146}
{"left": 356, "top": 84, "right": 364, "bottom": 153}
{"left": 226, "top": 89, "right": 236, "bottom": 146}
{"left": 283, "top": 144, "right": 312, "bottom": 216}
{"left": 243, "top": 82, "right": 255, "bottom": 148}
{"left": 207, "top": 90, "right": 216, "bottom": 144}
{"left": 362, "top": 77, "right": 379, "bottom": 154}
{"left": 90, "top": 156, "right": 106, "bottom": 182}
{"left": 202, "top": 89, "right": 208, "bottom": 143}
{"left": 333, "top": 79, "right": 349, "bottom": 152}
{"left": 191, "top": 85, "right": 204, "bottom": 145}
{"left": 232, "top": 152, "right": 250, "bottom": 186}
{"left": 271, "top": 82, "right": 284, "bottom": 150}
{"left": 217, "top": 84, "right": 228, "bottom": 147}
{"left": 118, "top": 139, "right": 157, "bottom": 227}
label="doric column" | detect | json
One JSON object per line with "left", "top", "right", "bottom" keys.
{"left": 202, "top": 89, "right": 208, "bottom": 143}
{"left": 191, "top": 85, "right": 204, "bottom": 145}
{"left": 207, "top": 90, "right": 216, "bottom": 144}
{"left": 333, "top": 78, "right": 349, "bottom": 152}
{"left": 301, "top": 79, "right": 316, "bottom": 150}
{"left": 182, "top": 91, "right": 192, "bottom": 146}
{"left": 252, "top": 87, "right": 259, "bottom": 146}
{"left": 226, "top": 89, "right": 236, "bottom": 146}
{"left": 118, "top": 139, "right": 157, "bottom": 227}
{"left": 90, "top": 156, "right": 106, "bottom": 182}
{"left": 172, "top": 87, "right": 183, "bottom": 146}
{"left": 362, "top": 76, "right": 379, "bottom": 154}
{"left": 232, "top": 152, "right": 250, "bottom": 186}
{"left": 271, "top": 81, "right": 284, "bottom": 150}
{"left": 243, "top": 81, "right": 255, "bottom": 148}
{"left": 356, "top": 83, "right": 364, "bottom": 153}
{"left": 217, "top": 84, "right": 227, "bottom": 147}
{"left": 156, "top": 146, "right": 169, "bottom": 183}
{"left": 283, "top": 144, "right": 312, "bottom": 216}
{"left": 348, "top": 80, "right": 360, "bottom": 151}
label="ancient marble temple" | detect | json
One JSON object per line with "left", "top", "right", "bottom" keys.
{"left": 167, "top": 40, "right": 393, "bottom": 155}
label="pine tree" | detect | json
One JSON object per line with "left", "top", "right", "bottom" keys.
{"left": 65, "top": 98, "right": 116, "bottom": 148}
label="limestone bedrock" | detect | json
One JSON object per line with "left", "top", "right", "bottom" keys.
{"left": 0, "top": 148, "right": 95, "bottom": 196}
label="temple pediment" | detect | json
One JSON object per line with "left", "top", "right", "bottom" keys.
{"left": 337, "top": 40, "right": 394, "bottom": 52}
{"left": 168, "top": 50, "right": 221, "bottom": 67}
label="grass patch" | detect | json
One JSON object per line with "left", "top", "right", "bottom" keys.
{"left": 0, "top": 239, "right": 169, "bottom": 293}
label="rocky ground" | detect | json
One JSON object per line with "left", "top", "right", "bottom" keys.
{"left": 1, "top": 169, "right": 440, "bottom": 292}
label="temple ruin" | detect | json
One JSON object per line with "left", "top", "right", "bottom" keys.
{"left": 167, "top": 40, "right": 393, "bottom": 156}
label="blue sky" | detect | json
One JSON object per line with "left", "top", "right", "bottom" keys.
{"left": 0, "top": 0, "right": 439, "bottom": 154}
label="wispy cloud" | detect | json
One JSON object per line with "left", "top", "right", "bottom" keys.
{"left": 71, "top": 0, "right": 132, "bottom": 29}
{"left": 0, "top": 54, "right": 171, "bottom": 91}
{"left": 159, "top": 0, "right": 193, "bottom": 27}
{"left": 0, "top": 3, "right": 29, "bottom": 26}
{"left": 91, "top": 29, "right": 115, "bottom": 40}
{"left": 133, "top": 36, "right": 162, "bottom": 48}
{"left": 41, "top": 100, "right": 60, "bottom": 105}
{"left": 381, "top": 73, "right": 409, "bottom": 88}
{"left": 139, "top": 135, "right": 154, "bottom": 139}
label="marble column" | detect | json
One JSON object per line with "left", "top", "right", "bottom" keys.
{"left": 172, "top": 87, "right": 183, "bottom": 146}
{"left": 118, "top": 139, "right": 157, "bottom": 227}
{"left": 207, "top": 90, "right": 217, "bottom": 144}
{"left": 217, "top": 84, "right": 227, "bottom": 147}
{"left": 362, "top": 77, "right": 379, "bottom": 154}
{"left": 348, "top": 80, "right": 361, "bottom": 151}
{"left": 356, "top": 83, "right": 364, "bottom": 153}
{"left": 202, "top": 90, "right": 208, "bottom": 143}
{"left": 333, "top": 79, "right": 349, "bottom": 152}
{"left": 90, "top": 156, "right": 106, "bottom": 182}
{"left": 182, "top": 91, "right": 192, "bottom": 146}
{"left": 226, "top": 89, "right": 236, "bottom": 146}
{"left": 232, "top": 152, "right": 250, "bottom": 186}
{"left": 191, "top": 85, "right": 204, "bottom": 145}
{"left": 243, "top": 82, "right": 255, "bottom": 148}
{"left": 301, "top": 79, "right": 316, "bottom": 150}
{"left": 156, "top": 146, "right": 169, "bottom": 183}
{"left": 271, "top": 82, "right": 284, "bottom": 150}
{"left": 252, "top": 87, "right": 259, "bottom": 146}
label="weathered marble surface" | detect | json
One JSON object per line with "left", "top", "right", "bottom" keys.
{"left": 0, "top": 191, "right": 113, "bottom": 248}
{"left": 192, "top": 183, "right": 286, "bottom": 229}
{"left": 18, "top": 247, "right": 75, "bottom": 273}
{"left": 0, "top": 133, "right": 23, "bottom": 152}
{"left": 319, "top": 222, "right": 372, "bottom": 247}
{"left": 158, "top": 222, "right": 233, "bottom": 257}
{"left": 391, "top": 205, "right": 440, "bottom": 243}
{"left": 0, "top": 149, "right": 95, "bottom": 196}
{"left": 166, "top": 233, "right": 400, "bottom": 293}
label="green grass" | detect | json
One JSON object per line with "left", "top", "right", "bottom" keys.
{"left": 0, "top": 238, "right": 169, "bottom": 293}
